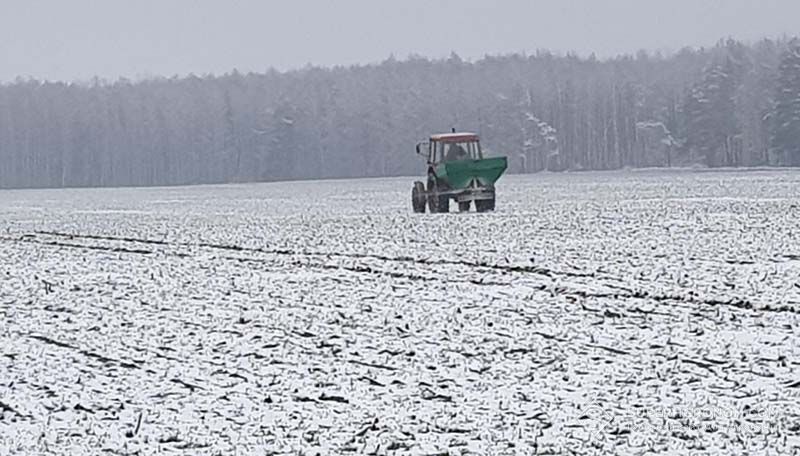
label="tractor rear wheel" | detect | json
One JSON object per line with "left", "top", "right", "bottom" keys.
{"left": 475, "top": 194, "right": 496, "bottom": 213}
{"left": 427, "top": 177, "right": 449, "bottom": 213}
{"left": 412, "top": 182, "right": 426, "bottom": 213}
{"left": 437, "top": 194, "right": 450, "bottom": 213}
{"left": 458, "top": 201, "right": 470, "bottom": 212}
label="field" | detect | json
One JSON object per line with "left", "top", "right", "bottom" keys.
{"left": 1, "top": 170, "right": 799, "bottom": 455}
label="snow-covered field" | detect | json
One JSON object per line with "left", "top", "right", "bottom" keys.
{"left": 1, "top": 170, "right": 799, "bottom": 455}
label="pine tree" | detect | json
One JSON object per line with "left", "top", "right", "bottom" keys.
{"left": 771, "top": 39, "right": 800, "bottom": 166}
{"left": 268, "top": 102, "right": 299, "bottom": 181}
{"left": 684, "top": 58, "right": 741, "bottom": 167}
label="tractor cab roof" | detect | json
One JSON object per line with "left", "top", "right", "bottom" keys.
{"left": 429, "top": 132, "right": 479, "bottom": 143}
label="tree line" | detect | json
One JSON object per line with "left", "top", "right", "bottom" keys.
{"left": 1, "top": 37, "right": 799, "bottom": 189}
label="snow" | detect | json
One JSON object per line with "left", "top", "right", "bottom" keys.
{"left": 1, "top": 170, "right": 799, "bottom": 455}
{"left": 525, "top": 113, "right": 558, "bottom": 142}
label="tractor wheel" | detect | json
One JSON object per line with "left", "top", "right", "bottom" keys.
{"left": 476, "top": 194, "right": 496, "bottom": 213}
{"left": 458, "top": 201, "right": 471, "bottom": 212}
{"left": 427, "top": 180, "right": 437, "bottom": 213}
{"left": 437, "top": 194, "right": 450, "bottom": 213}
{"left": 412, "top": 182, "right": 426, "bottom": 213}
{"left": 427, "top": 177, "right": 449, "bottom": 213}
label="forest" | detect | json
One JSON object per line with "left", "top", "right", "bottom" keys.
{"left": 1, "top": 37, "right": 799, "bottom": 189}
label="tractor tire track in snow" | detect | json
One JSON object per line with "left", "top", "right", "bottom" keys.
{"left": 15, "top": 230, "right": 800, "bottom": 315}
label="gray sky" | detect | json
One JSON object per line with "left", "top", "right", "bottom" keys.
{"left": 1, "top": 0, "right": 798, "bottom": 82}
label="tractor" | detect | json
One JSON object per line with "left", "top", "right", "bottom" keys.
{"left": 412, "top": 131, "right": 507, "bottom": 213}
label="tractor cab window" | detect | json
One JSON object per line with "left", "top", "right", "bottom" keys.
{"left": 444, "top": 141, "right": 481, "bottom": 161}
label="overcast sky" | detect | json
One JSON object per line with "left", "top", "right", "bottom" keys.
{"left": 1, "top": 0, "right": 798, "bottom": 82}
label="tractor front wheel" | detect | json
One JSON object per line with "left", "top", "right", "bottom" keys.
{"left": 412, "top": 182, "right": 426, "bottom": 213}
{"left": 458, "top": 201, "right": 470, "bottom": 212}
